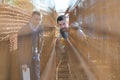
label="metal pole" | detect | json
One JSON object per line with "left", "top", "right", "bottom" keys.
{"left": 31, "top": 32, "right": 40, "bottom": 80}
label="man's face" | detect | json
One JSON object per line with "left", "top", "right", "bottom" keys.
{"left": 58, "top": 19, "right": 68, "bottom": 32}
{"left": 31, "top": 14, "right": 41, "bottom": 26}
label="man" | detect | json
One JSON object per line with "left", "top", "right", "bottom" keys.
{"left": 57, "top": 15, "right": 68, "bottom": 40}
{"left": 56, "top": 15, "right": 69, "bottom": 53}
{"left": 18, "top": 11, "right": 43, "bottom": 80}
{"left": 19, "top": 11, "right": 43, "bottom": 36}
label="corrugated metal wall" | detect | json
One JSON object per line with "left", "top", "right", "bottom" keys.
{"left": 69, "top": 0, "right": 120, "bottom": 80}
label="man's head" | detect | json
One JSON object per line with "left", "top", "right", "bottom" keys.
{"left": 30, "top": 11, "right": 41, "bottom": 26}
{"left": 57, "top": 15, "right": 68, "bottom": 31}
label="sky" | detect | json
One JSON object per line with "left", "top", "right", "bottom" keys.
{"left": 31, "top": 0, "right": 71, "bottom": 12}
{"left": 54, "top": 0, "right": 69, "bottom": 12}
